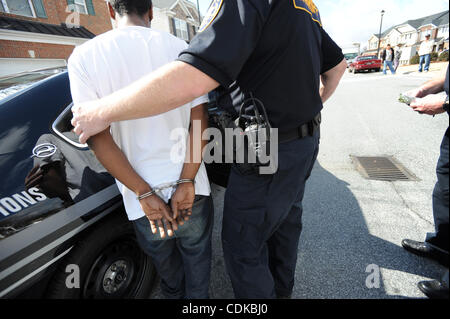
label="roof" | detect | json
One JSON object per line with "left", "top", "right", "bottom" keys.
{"left": 153, "top": 0, "right": 177, "bottom": 9}
{"left": 378, "top": 10, "right": 449, "bottom": 37}
{"left": 373, "top": 25, "right": 396, "bottom": 38}
{"left": 153, "top": 0, "right": 199, "bottom": 11}
{"left": 153, "top": 0, "right": 200, "bottom": 21}
{"left": 0, "top": 15, "right": 95, "bottom": 39}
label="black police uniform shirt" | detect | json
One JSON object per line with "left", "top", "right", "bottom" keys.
{"left": 178, "top": 0, "right": 344, "bottom": 133}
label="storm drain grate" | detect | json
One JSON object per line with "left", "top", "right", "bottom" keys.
{"left": 351, "top": 156, "right": 419, "bottom": 181}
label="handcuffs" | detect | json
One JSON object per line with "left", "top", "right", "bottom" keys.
{"left": 136, "top": 179, "right": 195, "bottom": 201}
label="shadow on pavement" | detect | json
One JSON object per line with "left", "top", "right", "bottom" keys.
{"left": 151, "top": 161, "right": 444, "bottom": 299}
{"left": 295, "top": 161, "right": 443, "bottom": 299}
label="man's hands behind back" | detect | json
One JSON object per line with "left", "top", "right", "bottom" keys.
{"left": 170, "top": 182, "right": 195, "bottom": 220}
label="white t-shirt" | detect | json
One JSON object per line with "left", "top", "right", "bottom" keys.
{"left": 419, "top": 40, "right": 434, "bottom": 56}
{"left": 68, "top": 26, "right": 211, "bottom": 221}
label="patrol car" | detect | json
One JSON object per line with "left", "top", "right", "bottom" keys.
{"left": 0, "top": 69, "right": 227, "bottom": 298}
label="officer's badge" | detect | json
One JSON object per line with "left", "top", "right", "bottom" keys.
{"left": 293, "top": 0, "right": 322, "bottom": 26}
{"left": 198, "top": 0, "right": 223, "bottom": 32}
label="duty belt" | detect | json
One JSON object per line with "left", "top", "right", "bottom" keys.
{"left": 278, "top": 113, "right": 321, "bottom": 144}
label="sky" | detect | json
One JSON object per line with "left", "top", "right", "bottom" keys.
{"left": 191, "top": 0, "right": 449, "bottom": 49}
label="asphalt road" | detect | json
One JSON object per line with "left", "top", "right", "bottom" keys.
{"left": 151, "top": 68, "right": 449, "bottom": 299}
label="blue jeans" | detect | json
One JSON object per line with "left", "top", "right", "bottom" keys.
{"left": 222, "top": 130, "right": 320, "bottom": 298}
{"left": 419, "top": 54, "right": 431, "bottom": 72}
{"left": 133, "top": 195, "right": 214, "bottom": 299}
{"left": 383, "top": 60, "right": 395, "bottom": 74}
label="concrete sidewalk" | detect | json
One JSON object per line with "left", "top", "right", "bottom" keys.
{"left": 397, "top": 61, "right": 448, "bottom": 76}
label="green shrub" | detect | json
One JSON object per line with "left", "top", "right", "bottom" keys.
{"left": 431, "top": 52, "right": 439, "bottom": 61}
{"left": 410, "top": 52, "right": 442, "bottom": 64}
{"left": 438, "top": 51, "right": 449, "bottom": 61}
{"left": 410, "top": 55, "right": 420, "bottom": 64}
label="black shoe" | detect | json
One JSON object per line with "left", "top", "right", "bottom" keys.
{"left": 402, "top": 239, "right": 449, "bottom": 266}
{"left": 418, "top": 280, "right": 449, "bottom": 299}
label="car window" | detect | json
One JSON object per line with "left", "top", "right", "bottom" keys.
{"left": 358, "top": 56, "right": 377, "bottom": 61}
{"left": 0, "top": 68, "right": 66, "bottom": 102}
{"left": 0, "top": 72, "right": 115, "bottom": 239}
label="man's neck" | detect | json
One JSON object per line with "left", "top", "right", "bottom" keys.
{"left": 116, "top": 15, "right": 150, "bottom": 28}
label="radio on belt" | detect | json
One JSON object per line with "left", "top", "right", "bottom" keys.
{"left": 234, "top": 93, "right": 276, "bottom": 175}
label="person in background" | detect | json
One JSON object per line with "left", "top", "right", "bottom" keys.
{"left": 394, "top": 44, "right": 403, "bottom": 71}
{"left": 68, "top": 0, "right": 213, "bottom": 299}
{"left": 381, "top": 44, "right": 396, "bottom": 75}
{"left": 418, "top": 34, "right": 435, "bottom": 73}
{"left": 402, "top": 65, "right": 449, "bottom": 299}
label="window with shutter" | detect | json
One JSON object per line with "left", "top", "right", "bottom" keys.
{"left": 67, "top": 0, "right": 90, "bottom": 15}
{"left": 173, "top": 18, "right": 189, "bottom": 41}
{"left": 32, "top": 0, "right": 47, "bottom": 18}
{"left": 171, "top": 18, "right": 177, "bottom": 37}
{"left": 66, "top": 0, "right": 75, "bottom": 9}
{"left": 2, "top": 0, "right": 34, "bottom": 17}
{"left": 85, "top": 0, "right": 95, "bottom": 16}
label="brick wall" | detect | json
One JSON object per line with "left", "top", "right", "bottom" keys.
{"left": 0, "top": 40, "right": 74, "bottom": 59}
{"left": 0, "top": 0, "right": 113, "bottom": 73}
{"left": 0, "top": 0, "right": 112, "bottom": 35}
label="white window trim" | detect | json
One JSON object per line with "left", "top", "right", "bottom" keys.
{"left": 72, "top": 0, "right": 88, "bottom": 15}
{"left": 1, "top": 0, "right": 36, "bottom": 18}
{"left": 174, "top": 17, "right": 189, "bottom": 41}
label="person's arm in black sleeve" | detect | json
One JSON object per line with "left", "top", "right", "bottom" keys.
{"left": 320, "top": 28, "right": 346, "bottom": 103}
{"left": 178, "top": 0, "right": 270, "bottom": 88}
{"left": 321, "top": 27, "right": 345, "bottom": 74}
{"left": 70, "top": 1, "right": 271, "bottom": 144}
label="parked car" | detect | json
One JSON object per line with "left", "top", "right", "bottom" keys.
{"left": 348, "top": 55, "right": 382, "bottom": 73}
{"left": 0, "top": 69, "right": 227, "bottom": 299}
{"left": 344, "top": 52, "right": 359, "bottom": 68}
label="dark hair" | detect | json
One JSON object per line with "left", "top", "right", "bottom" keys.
{"left": 109, "top": 0, "right": 152, "bottom": 16}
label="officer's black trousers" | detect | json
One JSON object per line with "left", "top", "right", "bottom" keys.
{"left": 222, "top": 130, "right": 320, "bottom": 299}
{"left": 426, "top": 128, "right": 449, "bottom": 253}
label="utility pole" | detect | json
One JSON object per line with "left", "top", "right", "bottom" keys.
{"left": 196, "top": 0, "right": 202, "bottom": 25}
{"left": 377, "top": 10, "right": 385, "bottom": 58}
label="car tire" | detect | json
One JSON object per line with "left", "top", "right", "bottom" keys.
{"left": 45, "top": 211, "right": 157, "bottom": 299}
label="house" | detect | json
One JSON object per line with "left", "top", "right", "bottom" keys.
{"left": 365, "top": 10, "right": 449, "bottom": 65}
{"left": 365, "top": 25, "right": 397, "bottom": 56}
{"left": 152, "top": 0, "right": 201, "bottom": 42}
{"left": 0, "top": 0, "right": 113, "bottom": 77}
{"left": 367, "top": 34, "right": 381, "bottom": 53}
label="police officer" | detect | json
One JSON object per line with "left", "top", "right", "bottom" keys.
{"left": 71, "top": 0, "right": 347, "bottom": 298}
{"left": 402, "top": 66, "right": 449, "bottom": 299}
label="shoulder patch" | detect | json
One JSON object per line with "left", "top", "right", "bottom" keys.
{"left": 293, "top": 0, "right": 322, "bottom": 26}
{"left": 198, "top": 0, "right": 224, "bottom": 33}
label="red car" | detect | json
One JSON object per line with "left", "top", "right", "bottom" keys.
{"left": 349, "top": 55, "right": 382, "bottom": 73}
